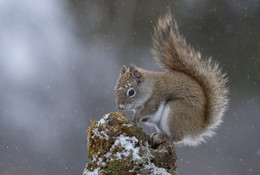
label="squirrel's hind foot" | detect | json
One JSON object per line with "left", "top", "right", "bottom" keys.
{"left": 151, "top": 132, "right": 169, "bottom": 147}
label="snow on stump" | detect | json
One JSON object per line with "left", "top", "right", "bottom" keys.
{"left": 83, "top": 112, "right": 177, "bottom": 175}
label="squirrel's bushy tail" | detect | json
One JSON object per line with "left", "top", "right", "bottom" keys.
{"left": 152, "top": 13, "right": 229, "bottom": 138}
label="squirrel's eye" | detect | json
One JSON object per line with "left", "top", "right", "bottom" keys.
{"left": 127, "top": 88, "right": 135, "bottom": 97}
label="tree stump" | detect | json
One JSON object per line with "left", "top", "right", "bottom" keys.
{"left": 83, "top": 112, "right": 177, "bottom": 175}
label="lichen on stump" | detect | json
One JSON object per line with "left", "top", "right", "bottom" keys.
{"left": 83, "top": 112, "right": 177, "bottom": 175}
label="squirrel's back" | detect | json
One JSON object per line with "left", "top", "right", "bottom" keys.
{"left": 152, "top": 13, "right": 229, "bottom": 142}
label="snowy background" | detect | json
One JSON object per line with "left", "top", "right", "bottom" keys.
{"left": 0, "top": 0, "right": 259, "bottom": 175}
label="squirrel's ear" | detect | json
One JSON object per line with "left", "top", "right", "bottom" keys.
{"left": 120, "top": 65, "right": 127, "bottom": 75}
{"left": 129, "top": 64, "right": 143, "bottom": 84}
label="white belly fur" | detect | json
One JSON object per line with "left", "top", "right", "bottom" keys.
{"left": 159, "top": 104, "right": 171, "bottom": 137}
{"left": 146, "top": 102, "right": 171, "bottom": 136}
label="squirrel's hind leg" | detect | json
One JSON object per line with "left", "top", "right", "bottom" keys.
{"left": 166, "top": 100, "right": 205, "bottom": 143}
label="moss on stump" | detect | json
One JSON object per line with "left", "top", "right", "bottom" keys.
{"left": 83, "top": 112, "right": 177, "bottom": 175}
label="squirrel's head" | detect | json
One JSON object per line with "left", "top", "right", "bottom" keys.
{"left": 115, "top": 64, "right": 149, "bottom": 111}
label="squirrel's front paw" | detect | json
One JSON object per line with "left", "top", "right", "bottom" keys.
{"left": 133, "top": 112, "right": 145, "bottom": 123}
{"left": 133, "top": 115, "right": 139, "bottom": 123}
{"left": 151, "top": 132, "right": 169, "bottom": 147}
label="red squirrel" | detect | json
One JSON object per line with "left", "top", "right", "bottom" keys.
{"left": 114, "top": 13, "right": 229, "bottom": 146}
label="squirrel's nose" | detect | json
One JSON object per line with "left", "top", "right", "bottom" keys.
{"left": 118, "top": 104, "right": 125, "bottom": 110}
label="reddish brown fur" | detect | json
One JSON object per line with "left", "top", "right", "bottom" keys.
{"left": 152, "top": 13, "right": 229, "bottom": 128}
{"left": 115, "top": 13, "right": 228, "bottom": 146}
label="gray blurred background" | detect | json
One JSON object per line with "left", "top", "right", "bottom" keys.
{"left": 0, "top": 0, "right": 259, "bottom": 175}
